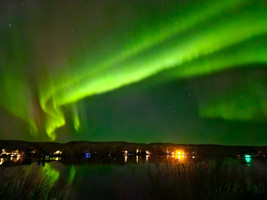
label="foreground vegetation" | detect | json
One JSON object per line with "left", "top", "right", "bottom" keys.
{"left": 0, "top": 168, "right": 67, "bottom": 200}
{"left": 0, "top": 159, "right": 266, "bottom": 200}
{"left": 147, "top": 160, "right": 267, "bottom": 200}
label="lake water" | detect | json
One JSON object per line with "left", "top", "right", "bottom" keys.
{"left": 0, "top": 156, "right": 266, "bottom": 200}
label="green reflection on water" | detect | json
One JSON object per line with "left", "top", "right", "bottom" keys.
{"left": 68, "top": 166, "right": 76, "bottom": 184}
{"left": 42, "top": 163, "right": 60, "bottom": 187}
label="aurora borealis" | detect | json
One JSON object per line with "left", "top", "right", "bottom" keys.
{"left": 0, "top": 0, "right": 267, "bottom": 145}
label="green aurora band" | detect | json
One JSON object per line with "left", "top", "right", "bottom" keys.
{"left": 0, "top": 0, "right": 267, "bottom": 140}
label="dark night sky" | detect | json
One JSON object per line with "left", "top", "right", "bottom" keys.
{"left": 0, "top": 0, "right": 266, "bottom": 145}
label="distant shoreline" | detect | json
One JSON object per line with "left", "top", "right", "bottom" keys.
{"left": 0, "top": 139, "right": 266, "bottom": 147}
{"left": 0, "top": 140, "right": 266, "bottom": 158}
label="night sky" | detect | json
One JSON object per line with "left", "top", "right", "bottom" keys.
{"left": 0, "top": 0, "right": 266, "bottom": 145}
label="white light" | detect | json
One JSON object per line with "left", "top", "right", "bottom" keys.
{"left": 146, "top": 155, "right": 149, "bottom": 162}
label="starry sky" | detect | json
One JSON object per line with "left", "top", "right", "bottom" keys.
{"left": 0, "top": 0, "right": 266, "bottom": 145}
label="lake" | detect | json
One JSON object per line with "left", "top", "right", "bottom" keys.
{"left": 0, "top": 155, "right": 266, "bottom": 200}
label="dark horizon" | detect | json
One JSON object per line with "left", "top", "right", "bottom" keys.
{"left": 0, "top": 139, "right": 267, "bottom": 147}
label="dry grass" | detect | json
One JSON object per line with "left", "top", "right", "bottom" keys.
{"left": 0, "top": 159, "right": 266, "bottom": 200}
{"left": 147, "top": 159, "right": 267, "bottom": 200}
{"left": 0, "top": 168, "right": 67, "bottom": 200}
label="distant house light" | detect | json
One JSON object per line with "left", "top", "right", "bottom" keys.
{"left": 54, "top": 150, "right": 62, "bottom": 155}
{"left": 244, "top": 154, "right": 251, "bottom": 166}
{"left": 2, "top": 149, "right": 6, "bottom": 154}
{"left": 85, "top": 153, "right": 91, "bottom": 158}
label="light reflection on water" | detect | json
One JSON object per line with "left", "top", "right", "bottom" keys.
{"left": 0, "top": 156, "right": 266, "bottom": 200}
{"left": 0, "top": 154, "right": 258, "bottom": 166}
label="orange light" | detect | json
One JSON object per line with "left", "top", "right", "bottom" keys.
{"left": 174, "top": 150, "right": 185, "bottom": 160}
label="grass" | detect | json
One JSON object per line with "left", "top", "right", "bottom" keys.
{"left": 0, "top": 159, "right": 266, "bottom": 200}
{"left": 0, "top": 167, "right": 67, "bottom": 200}
{"left": 147, "top": 159, "right": 267, "bottom": 200}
